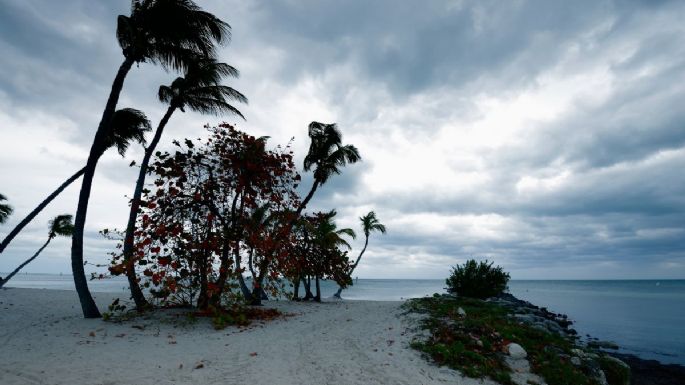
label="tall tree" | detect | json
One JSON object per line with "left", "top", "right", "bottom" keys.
{"left": 0, "top": 109, "right": 150, "bottom": 255}
{"left": 249, "top": 122, "right": 360, "bottom": 305}
{"left": 0, "top": 194, "right": 12, "bottom": 225}
{"left": 308, "top": 210, "right": 355, "bottom": 301}
{"left": 71, "top": 0, "right": 231, "bottom": 318}
{"left": 333, "top": 211, "right": 386, "bottom": 298}
{"left": 0, "top": 215, "right": 74, "bottom": 289}
{"left": 122, "top": 58, "right": 246, "bottom": 310}
{"left": 296, "top": 122, "right": 361, "bottom": 216}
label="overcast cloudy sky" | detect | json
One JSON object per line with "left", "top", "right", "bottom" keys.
{"left": 1, "top": 0, "right": 684, "bottom": 279}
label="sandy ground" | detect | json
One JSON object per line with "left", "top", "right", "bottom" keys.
{"left": 0, "top": 288, "right": 493, "bottom": 385}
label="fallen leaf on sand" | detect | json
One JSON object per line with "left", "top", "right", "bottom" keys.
{"left": 194, "top": 363, "right": 204, "bottom": 369}
{"left": 249, "top": 352, "right": 258, "bottom": 357}
{"left": 88, "top": 331, "right": 96, "bottom": 337}
{"left": 169, "top": 341, "right": 177, "bottom": 344}
{"left": 132, "top": 325, "right": 145, "bottom": 330}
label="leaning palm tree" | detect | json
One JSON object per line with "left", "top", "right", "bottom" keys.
{"left": 333, "top": 211, "right": 386, "bottom": 298}
{"left": 0, "top": 194, "right": 12, "bottom": 225}
{"left": 72, "top": 0, "right": 231, "bottom": 318}
{"left": 296, "top": 122, "right": 361, "bottom": 217}
{"left": 0, "top": 109, "right": 150, "bottom": 256}
{"left": 0, "top": 214, "right": 74, "bottom": 289}
{"left": 122, "top": 57, "right": 246, "bottom": 310}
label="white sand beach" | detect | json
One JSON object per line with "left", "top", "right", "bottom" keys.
{"left": 0, "top": 288, "right": 490, "bottom": 385}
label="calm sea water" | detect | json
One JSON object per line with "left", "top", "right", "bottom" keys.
{"left": 3, "top": 274, "right": 684, "bottom": 365}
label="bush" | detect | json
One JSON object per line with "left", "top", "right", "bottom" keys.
{"left": 445, "top": 259, "right": 510, "bottom": 299}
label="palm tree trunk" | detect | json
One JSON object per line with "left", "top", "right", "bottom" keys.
{"left": 291, "top": 275, "right": 301, "bottom": 300}
{"left": 314, "top": 275, "right": 321, "bottom": 302}
{"left": 0, "top": 168, "right": 84, "bottom": 254}
{"left": 122, "top": 105, "right": 176, "bottom": 311}
{"left": 0, "top": 237, "right": 52, "bottom": 289}
{"left": 334, "top": 236, "right": 369, "bottom": 298}
{"left": 295, "top": 181, "right": 319, "bottom": 218}
{"left": 302, "top": 276, "right": 313, "bottom": 300}
{"left": 71, "top": 57, "right": 134, "bottom": 318}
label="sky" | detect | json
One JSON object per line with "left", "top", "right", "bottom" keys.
{"left": 0, "top": 0, "right": 684, "bottom": 280}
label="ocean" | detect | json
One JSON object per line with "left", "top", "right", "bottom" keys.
{"left": 2, "top": 274, "right": 684, "bottom": 365}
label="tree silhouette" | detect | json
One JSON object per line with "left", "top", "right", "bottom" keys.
{"left": 122, "top": 57, "right": 246, "bottom": 310}
{"left": 71, "top": 0, "right": 230, "bottom": 318}
{"left": 297, "top": 122, "right": 361, "bottom": 216}
{"left": 0, "top": 194, "right": 12, "bottom": 225}
{"left": 307, "top": 210, "right": 355, "bottom": 301}
{"left": 333, "top": 211, "right": 386, "bottom": 298}
{"left": 0, "top": 214, "right": 74, "bottom": 289}
{"left": 0, "top": 109, "right": 150, "bottom": 255}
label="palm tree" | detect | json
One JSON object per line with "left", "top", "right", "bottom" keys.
{"left": 72, "top": 0, "right": 231, "bottom": 318}
{"left": 297, "top": 122, "right": 361, "bottom": 216}
{"left": 0, "top": 109, "right": 150, "bottom": 256}
{"left": 333, "top": 211, "right": 386, "bottom": 298}
{"left": 122, "top": 57, "right": 246, "bottom": 310}
{"left": 0, "top": 215, "right": 74, "bottom": 289}
{"left": 0, "top": 194, "right": 12, "bottom": 224}
{"left": 309, "top": 210, "right": 355, "bottom": 301}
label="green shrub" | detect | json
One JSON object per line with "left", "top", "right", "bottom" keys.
{"left": 446, "top": 259, "right": 510, "bottom": 299}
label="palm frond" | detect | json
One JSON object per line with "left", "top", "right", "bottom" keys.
{"left": 105, "top": 108, "right": 152, "bottom": 156}
{"left": 303, "top": 122, "right": 361, "bottom": 181}
{"left": 49, "top": 214, "right": 74, "bottom": 237}
{"left": 0, "top": 193, "right": 13, "bottom": 224}
{"left": 119, "top": 0, "right": 231, "bottom": 71}
{"left": 160, "top": 57, "right": 247, "bottom": 119}
{"left": 361, "top": 211, "right": 386, "bottom": 237}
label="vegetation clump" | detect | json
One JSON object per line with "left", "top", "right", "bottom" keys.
{"left": 445, "top": 259, "right": 510, "bottom": 299}
{"left": 405, "top": 296, "right": 602, "bottom": 385}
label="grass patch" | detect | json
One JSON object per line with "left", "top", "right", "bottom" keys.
{"left": 404, "top": 295, "right": 601, "bottom": 385}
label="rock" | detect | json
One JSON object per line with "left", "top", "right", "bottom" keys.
{"left": 588, "top": 340, "right": 619, "bottom": 350}
{"left": 457, "top": 307, "right": 466, "bottom": 317}
{"left": 571, "top": 356, "right": 582, "bottom": 366}
{"left": 508, "top": 343, "right": 527, "bottom": 359}
{"left": 599, "top": 356, "right": 630, "bottom": 385}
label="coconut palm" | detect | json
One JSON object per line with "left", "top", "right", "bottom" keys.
{"left": 0, "top": 215, "right": 74, "bottom": 289}
{"left": 309, "top": 210, "right": 355, "bottom": 301}
{"left": 296, "top": 122, "right": 361, "bottom": 217}
{"left": 0, "top": 194, "right": 12, "bottom": 225}
{"left": 122, "top": 57, "right": 246, "bottom": 310}
{"left": 0, "top": 109, "right": 150, "bottom": 256}
{"left": 72, "top": 0, "right": 231, "bottom": 318}
{"left": 333, "top": 211, "right": 386, "bottom": 298}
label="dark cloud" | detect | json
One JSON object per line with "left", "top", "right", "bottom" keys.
{"left": 1, "top": 0, "right": 684, "bottom": 279}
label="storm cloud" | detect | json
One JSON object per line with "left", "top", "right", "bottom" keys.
{"left": 1, "top": 0, "right": 683, "bottom": 279}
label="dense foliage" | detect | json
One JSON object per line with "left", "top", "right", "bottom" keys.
{"left": 106, "top": 124, "right": 360, "bottom": 313}
{"left": 445, "top": 259, "right": 510, "bottom": 299}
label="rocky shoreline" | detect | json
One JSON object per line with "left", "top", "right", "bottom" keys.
{"left": 490, "top": 293, "right": 685, "bottom": 385}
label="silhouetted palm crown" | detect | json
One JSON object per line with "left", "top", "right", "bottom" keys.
{"left": 361, "top": 211, "right": 386, "bottom": 238}
{"left": 158, "top": 58, "right": 247, "bottom": 117}
{"left": 304, "top": 122, "right": 361, "bottom": 184}
{"left": 117, "top": 0, "right": 230, "bottom": 70}
{"left": 0, "top": 194, "right": 12, "bottom": 224}
{"left": 312, "top": 210, "right": 356, "bottom": 250}
{"left": 48, "top": 215, "right": 74, "bottom": 238}
{"left": 104, "top": 108, "right": 152, "bottom": 156}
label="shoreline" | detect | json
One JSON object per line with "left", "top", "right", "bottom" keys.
{"left": 489, "top": 293, "right": 685, "bottom": 385}
{"left": 2, "top": 287, "right": 683, "bottom": 385}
